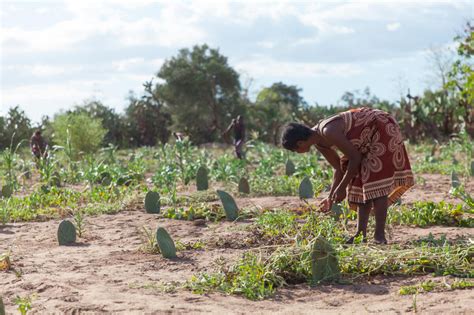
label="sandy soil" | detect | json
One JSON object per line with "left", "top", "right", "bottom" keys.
{"left": 1, "top": 174, "right": 473, "bottom": 314}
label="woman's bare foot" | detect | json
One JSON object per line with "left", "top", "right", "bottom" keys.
{"left": 373, "top": 234, "right": 388, "bottom": 245}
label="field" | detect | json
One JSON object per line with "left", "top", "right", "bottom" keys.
{"left": 1, "top": 140, "right": 473, "bottom": 314}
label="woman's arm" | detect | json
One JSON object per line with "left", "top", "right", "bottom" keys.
{"left": 315, "top": 144, "right": 343, "bottom": 197}
{"left": 321, "top": 122, "right": 362, "bottom": 202}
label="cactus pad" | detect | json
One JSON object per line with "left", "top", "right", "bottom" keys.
{"left": 156, "top": 227, "right": 177, "bottom": 259}
{"left": 1, "top": 185, "right": 12, "bottom": 198}
{"left": 238, "top": 177, "right": 250, "bottom": 194}
{"left": 145, "top": 191, "right": 161, "bottom": 214}
{"left": 285, "top": 159, "right": 295, "bottom": 176}
{"left": 217, "top": 190, "right": 239, "bottom": 221}
{"left": 196, "top": 166, "right": 209, "bottom": 191}
{"left": 451, "top": 171, "right": 460, "bottom": 188}
{"left": 311, "top": 236, "right": 340, "bottom": 284}
{"left": 331, "top": 204, "right": 344, "bottom": 221}
{"left": 298, "top": 177, "right": 313, "bottom": 199}
{"left": 100, "top": 172, "right": 112, "bottom": 186}
{"left": 57, "top": 220, "right": 76, "bottom": 245}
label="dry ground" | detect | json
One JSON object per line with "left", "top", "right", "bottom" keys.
{"left": 1, "top": 174, "right": 473, "bottom": 314}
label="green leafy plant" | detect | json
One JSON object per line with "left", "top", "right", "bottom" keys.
{"left": 14, "top": 295, "right": 32, "bottom": 315}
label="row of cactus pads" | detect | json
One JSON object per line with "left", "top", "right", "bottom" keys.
{"left": 54, "top": 165, "right": 319, "bottom": 253}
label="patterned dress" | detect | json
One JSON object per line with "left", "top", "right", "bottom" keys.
{"left": 318, "top": 107, "right": 414, "bottom": 209}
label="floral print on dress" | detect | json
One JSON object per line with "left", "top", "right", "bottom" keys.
{"left": 386, "top": 123, "right": 405, "bottom": 170}
{"left": 353, "top": 108, "right": 390, "bottom": 128}
{"left": 338, "top": 107, "right": 414, "bottom": 209}
{"left": 350, "top": 128, "right": 386, "bottom": 183}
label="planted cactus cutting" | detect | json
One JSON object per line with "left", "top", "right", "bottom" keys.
{"left": 298, "top": 177, "right": 313, "bottom": 199}
{"left": 196, "top": 166, "right": 209, "bottom": 191}
{"left": 145, "top": 191, "right": 160, "bottom": 214}
{"left": 57, "top": 220, "right": 76, "bottom": 245}
{"left": 156, "top": 227, "right": 177, "bottom": 259}
{"left": 217, "top": 190, "right": 239, "bottom": 221}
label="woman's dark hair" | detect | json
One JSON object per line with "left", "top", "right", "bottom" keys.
{"left": 281, "top": 123, "right": 313, "bottom": 151}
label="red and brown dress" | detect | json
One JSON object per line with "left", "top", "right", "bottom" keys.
{"left": 318, "top": 107, "right": 414, "bottom": 209}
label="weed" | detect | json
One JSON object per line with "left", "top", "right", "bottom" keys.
{"left": 14, "top": 295, "right": 32, "bottom": 315}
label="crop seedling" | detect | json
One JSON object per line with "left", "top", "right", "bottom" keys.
{"left": 145, "top": 191, "right": 160, "bottom": 214}
{"left": 156, "top": 227, "right": 177, "bottom": 259}
{"left": 57, "top": 220, "right": 77, "bottom": 245}
{"left": 73, "top": 210, "right": 86, "bottom": 237}
{"left": 216, "top": 190, "right": 239, "bottom": 221}
{"left": 238, "top": 177, "right": 250, "bottom": 194}
{"left": 0, "top": 296, "right": 5, "bottom": 315}
{"left": 140, "top": 226, "right": 159, "bottom": 254}
{"left": 14, "top": 295, "right": 32, "bottom": 315}
{"left": 298, "top": 177, "right": 313, "bottom": 199}
{"left": 285, "top": 159, "right": 295, "bottom": 176}
{"left": 196, "top": 166, "right": 209, "bottom": 191}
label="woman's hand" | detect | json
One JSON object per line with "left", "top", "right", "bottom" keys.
{"left": 319, "top": 197, "right": 333, "bottom": 212}
{"left": 331, "top": 185, "right": 347, "bottom": 203}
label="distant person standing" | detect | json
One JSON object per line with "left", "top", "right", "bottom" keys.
{"left": 30, "top": 130, "right": 48, "bottom": 160}
{"left": 224, "top": 115, "right": 245, "bottom": 159}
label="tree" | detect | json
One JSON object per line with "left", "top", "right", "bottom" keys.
{"left": 71, "top": 100, "right": 124, "bottom": 146}
{"left": 0, "top": 106, "right": 32, "bottom": 149}
{"left": 253, "top": 82, "right": 306, "bottom": 144}
{"left": 157, "top": 44, "right": 242, "bottom": 144}
{"left": 51, "top": 112, "right": 106, "bottom": 157}
{"left": 446, "top": 22, "right": 474, "bottom": 137}
{"left": 124, "top": 81, "right": 171, "bottom": 147}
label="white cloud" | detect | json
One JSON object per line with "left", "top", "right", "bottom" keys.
{"left": 112, "top": 58, "right": 145, "bottom": 72}
{"left": 235, "top": 57, "right": 364, "bottom": 78}
{"left": 257, "top": 41, "right": 276, "bottom": 49}
{"left": 387, "top": 22, "right": 401, "bottom": 31}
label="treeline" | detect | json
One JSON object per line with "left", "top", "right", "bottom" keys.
{"left": 0, "top": 23, "right": 472, "bottom": 151}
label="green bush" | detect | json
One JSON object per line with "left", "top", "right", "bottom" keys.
{"left": 51, "top": 112, "right": 106, "bottom": 156}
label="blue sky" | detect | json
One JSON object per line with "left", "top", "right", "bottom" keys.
{"left": 0, "top": 0, "right": 471, "bottom": 122}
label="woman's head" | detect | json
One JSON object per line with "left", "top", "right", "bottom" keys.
{"left": 281, "top": 123, "right": 314, "bottom": 153}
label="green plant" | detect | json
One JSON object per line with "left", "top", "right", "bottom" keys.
{"left": 140, "top": 226, "right": 159, "bottom": 254}
{"left": 51, "top": 112, "right": 107, "bottom": 157}
{"left": 0, "top": 296, "right": 5, "bottom": 315}
{"left": 298, "top": 177, "right": 313, "bottom": 199}
{"left": 216, "top": 190, "right": 239, "bottom": 221}
{"left": 14, "top": 295, "right": 32, "bottom": 315}
{"left": 144, "top": 191, "right": 160, "bottom": 214}
{"left": 388, "top": 201, "right": 473, "bottom": 227}
{"left": 176, "top": 240, "right": 205, "bottom": 250}
{"left": 188, "top": 253, "right": 284, "bottom": 300}
{"left": 196, "top": 166, "right": 209, "bottom": 191}
{"left": 156, "top": 227, "right": 177, "bottom": 259}
{"left": 57, "top": 220, "right": 77, "bottom": 245}
{"left": 399, "top": 278, "right": 474, "bottom": 295}
{"left": 311, "top": 236, "right": 340, "bottom": 284}
{"left": 73, "top": 210, "right": 86, "bottom": 237}
{"left": 285, "top": 159, "right": 295, "bottom": 176}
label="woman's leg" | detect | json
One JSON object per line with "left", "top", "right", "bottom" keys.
{"left": 373, "top": 196, "right": 388, "bottom": 244}
{"left": 347, "top": 201, "right": 371, "bottom": 243}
